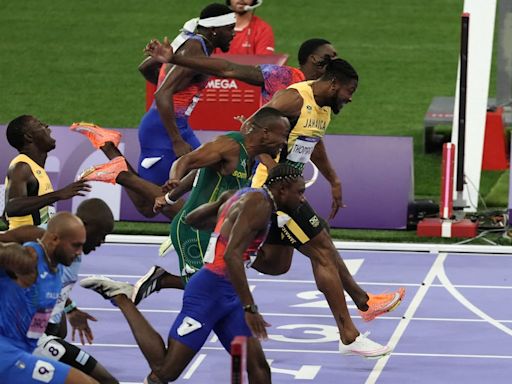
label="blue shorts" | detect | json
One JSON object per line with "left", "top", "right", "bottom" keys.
{"left": 0, "top": 336, "right": 71, "bottom": 383}
{"left": 169, "top": 268, "right": 252, "bottom": 352}
{"left": 137, "top": 108, "right": 201, "bottom": 185}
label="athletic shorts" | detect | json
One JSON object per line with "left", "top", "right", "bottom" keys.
{"left": 0, "top": 336, "right": 71, "bottom": 384}
{"left": 265, "top": 200, "right": 327, "bottom": 247}
{"left": 169, "top": 268, "right": 252, "bottom": 352}
{"left": 170, "top": 214, "right": 210, "bottom": 286}
{"left": 34, "top": 334, "right": 97, "bottom": 375}
{"left": 138, "top": 109, "right": 201, "bottom": 185}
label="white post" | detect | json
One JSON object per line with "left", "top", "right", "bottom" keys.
{"left": 451, "top": 1, "right": 497, "bottom": 212}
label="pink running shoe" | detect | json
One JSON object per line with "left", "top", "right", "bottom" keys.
{"left": 359, "top": 287, "right": 406, "bottom": 322}
{"left": 79, "top": 156, "right": 128, "bottom": 185}
{"left": 70, "top": 122, "right": 121, "bottom": 149}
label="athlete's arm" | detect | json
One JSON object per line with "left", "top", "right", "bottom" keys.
{"left": 310, "top": 139, "right": 344, "bottom": 219}
{"left": 154, "top": 39, "right": 207, "bottom": 158}
{"left": 185, "top": 190, "right": 235, "bottom": 230}
{"left": 5, "top": 163, "right": 90, "bottom": 217}
{"left": 166, "top": 136, "right": 239, "bottom": 188}
{"left": 145, "top": 37, "right": 265, "bottom": 86}
{"left": 138, "top": 56, "right": 162, "bottom": 85}
{"left": 223, "top": 193, "right": 271, "bottom": 339}
{"left": 0, "top": 225, "right": 45, "bottom": 243}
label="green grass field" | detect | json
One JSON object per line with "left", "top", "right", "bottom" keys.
{"left": 0, "top": 0, "right": 508, "bottom": 241}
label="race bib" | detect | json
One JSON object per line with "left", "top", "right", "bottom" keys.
{"left": 27, "top": 309, "right": 52, "bottom": 339}
{"left": 203, "top": 233, "right": 219, "bottom": 264}
{"left": 287, "top": 136, "right": 319, "bottom": 164}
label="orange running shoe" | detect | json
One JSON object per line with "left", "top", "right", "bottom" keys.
{"left": 70, "top": 122, "right": 121, "bottom": 149}
{"left": 359, "top": 287, "right": 406, "bottom": 322}
{"left": 79, "top": 156, "right": 128, "bottom": 184}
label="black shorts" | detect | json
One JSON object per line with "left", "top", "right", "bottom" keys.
{"left": 35, "top": 334, "right": 98, "bottom": 375}
{"left": 265, "top": 201, "right": 327, "bottom": 247}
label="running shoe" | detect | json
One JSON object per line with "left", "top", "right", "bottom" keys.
{"left": 359, "top": 287, "right": 406, "bottom": 322}
{"left": 78, "top": 156, "right": 128, "bottom": 184}
{"left": 339, "top": 332, "right": 392, "bottom": 359}
{"left": 70, "top": 122, "right": 121, "bottom": 149}
{"left": 132, "top": 266, "right": 167, "bottom": 305}
{"left": 80, "top": 275, "right": 133, "bottom": 299}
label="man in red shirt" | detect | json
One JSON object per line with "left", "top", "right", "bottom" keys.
{"left": 219, "top": 0, "right": 274, "bottom": 55}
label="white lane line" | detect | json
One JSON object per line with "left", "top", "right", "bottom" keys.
{"left": 78, "top": 307, "right": 512, "bottom": 323}
{"left": 77, "top": 274, "right": 512, "bottom": 289}
{"left": 365, "top": 252, "right": 447, "bottom": 384}
{"left": 76, "top": 343, "right": 512, "bottom": 359}
{"left": 182, "top": 353, "right": 206, "bottom": 379}
{"left": 437, "top": 260, "right": 512, "bottom": 337}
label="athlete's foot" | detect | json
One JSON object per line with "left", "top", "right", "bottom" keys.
{"left": 78, "top": 156, "right": 128, "bottom": 184}
{"left": 80, "top": 275, "right": 134, "bottom": 300}
{"left": 339, "top": 332, "right": 392, "bottom": 359}
{"left": 359, "top": 287, "right": 406, "bottom": 322}
{"left": 132, "top": 266, "right": 167, "bottom": 305}
{"left": 70, "top": 122, "right": 122, "bottom": 149}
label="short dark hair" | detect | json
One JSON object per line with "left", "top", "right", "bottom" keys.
{"left": 298, "top": 38, "right": 331, "bottom": 65}
{"left": 321, "top": 57, "right": 358, "bottom": 84}
{"left": 265, "top": 164, "right": 303, "bottom": 186}
{"left": 250, "top": 107, "right": 287, "bottom": 129}
{"left": 200, "top": 3, "right": 232, "bottom": 19}
{"left": 6, "top": 115, "right": 32, "bottom": 150}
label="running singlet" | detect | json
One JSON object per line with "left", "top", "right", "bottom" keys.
{"left": 170, "top": 132, "right": 251, "bottom": 280}
{"left": 0, "top": 241, "right": 62, "bottom": 352}
{"left": 251, "top": 80, "right": 331, "bottom": 187}
{"left": 259, "top": 64, "right": 305, "bottom": 104}
{"left": 204, "top": 188, "right": 270, "bottom": 277}
{"left": 4, "top": 154, "right": 55, "bottom": 229}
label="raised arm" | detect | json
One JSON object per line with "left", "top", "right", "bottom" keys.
{"left": 145, "top": 37, "right": 265, "bottom": 86}
{"left": 310, "top": 139, "right": 343, "bottom": 219}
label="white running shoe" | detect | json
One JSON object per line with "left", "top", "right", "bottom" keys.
{"left": 80, "top": 275, "right": 134, "bottom": 300}
{"left": 339, "top": 332, "right": 392, "bottom": 359}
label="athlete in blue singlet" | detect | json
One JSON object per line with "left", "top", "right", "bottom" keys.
{"left": 0, "top": 212, "right": 96, "bottom": 383}
{"left": 137, "top": 3, "right": 236, "bottom": 185}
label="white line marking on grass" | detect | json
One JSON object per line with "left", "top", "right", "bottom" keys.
{"left": 365, "top": 252, "right": 447, "bottom": 384}
{"left": 437, "top": 260, "right": 512, "bottom": 337}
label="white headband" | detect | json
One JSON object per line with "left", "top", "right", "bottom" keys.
{"left": 198, "top": 13, "right": 236, "bottom": 28}
{"left": 171, "top": 13, "right": 235, "bottom": 52}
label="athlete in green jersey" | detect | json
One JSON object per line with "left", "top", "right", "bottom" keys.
{"left": 132, "top": 107, "right": 289, "bottom": 302}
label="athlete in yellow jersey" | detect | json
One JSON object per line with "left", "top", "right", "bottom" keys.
{"left": 246, "top": 58, "right": 405, "bottom": 357}
{"left": 4, "top": 115, "right": 90, "bottom": 229}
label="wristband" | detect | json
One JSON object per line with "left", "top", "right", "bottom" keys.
{"left": 164, "top": 192, "right": 176, "bottom": 205}
{"left": 64, "top": 301, "right": 77, "bottom": 314}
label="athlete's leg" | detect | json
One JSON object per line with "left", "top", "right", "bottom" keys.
{"left": 246, "top": 338, "right": 271, "bottom": 384}
{"left": 297, "top": 229, "right": 360, "bottom": 344}
{"left": 35, "top": 334, "right": 118, "bottom": 384}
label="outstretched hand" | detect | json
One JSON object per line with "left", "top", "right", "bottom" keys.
{"left": 245, "top": 312, "right": 271, "bottom": 340}
{"left": 67, "top": 308, "right": 97, "bottom": 345}
{"left": 144, "top": 37, "right": 174, "bottom": 64}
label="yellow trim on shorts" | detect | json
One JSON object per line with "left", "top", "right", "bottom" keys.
{"left": 278, "top": 212, "right": 310, "bottom": 244}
